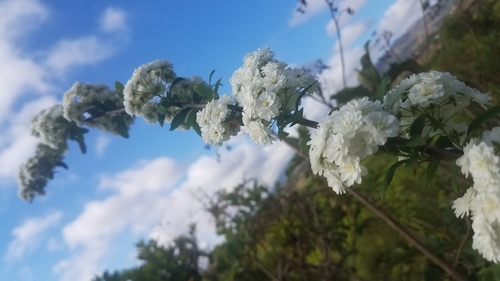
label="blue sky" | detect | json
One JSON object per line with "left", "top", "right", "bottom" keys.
{"left": 0, "top": 0, "right": 431, "bottom": 280}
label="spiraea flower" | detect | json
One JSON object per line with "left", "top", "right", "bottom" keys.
{"left": 31, "top": 105, "right": 71, "bottom": 150}
{"left": 17, "top": 144, "right": 66, "bottom": 201}
{"left": 384, "top": 71, "right": 492, "bottom": 146}
{"left": 230, "top": 47, "right": 318, "bottom": 146}
{"left": 62, "top": 82, "right": 134, "bottom": 136}
{"left": 308, "top": 97, "right": 398, "bottom": 193}
{"left": 196, "top": 94, "right": 240, "bottom": 146}
{"left": 123, "top": 60, "right": 176, "bottom": 122}
{"left": 455, "top": 127, "right": 500, "bottom": 262}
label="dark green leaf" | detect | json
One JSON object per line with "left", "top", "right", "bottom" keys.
{"left": 214, "top": 78, "right": 223, "bottom": 96}
{"left": 426, "top": 158, "right": 440, "bottom": 184}
{"left": 209, "top": 70, "right": 216, "bottom": 86}
{"left": 116, "top": 118, "right": 130, "bottom": 138}
{"left": 168, "top": 77, "right": 185, "bottom": 98}
{"left": 401, "top": 135, "right": 426, "bottom": 147}
{"left": 192, "top": 119, "right": 202, "bottom": 136}
{"left": 467, "top": 105, "right": 500, "bottom": 136}
{"left": 115, "top": 81, "right": 124, "bottom": 92}
{"left": 299, "top": 134, "right": 311, "bottom": 153}
{"left": 55, "top": 161, "right": 69, "bottom": 169}
{"left": 331, "top": 86, "right": 372, "bottom": 104}
{"left": 381, "top": 160, "right": 408, "bottom": 198}
{"left": 77, "top": 138, "right": 87, "bottom": 154}
{"left": 385, "top": 59, "right": 426, "bottom": 83}
{"left": 376, "top": 76, "right": 390, "bottom": 102}
{"left": 185, "top": 109, "right": 197, "bottom": 129}
{"left": 435, "top": 135, "right": 454, "bottom": 149}
{"left": 158, "top": 113, "right": 166, "bottom": 127}
{"left": 193, "top": 84, "right": 213, "bottom": 99}
{"left": 410, "top": 115, "right": 426, "bottom": 137}
{"left": 295, "top": 83, "right": 315, "bottom": 111}
{"left": 170, "top": 108, "right": 191, "bottom": 131}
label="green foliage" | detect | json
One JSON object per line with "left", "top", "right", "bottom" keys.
{"left": 430, "top": 0, "right": 500, "bottom": 103}
{"left": 93, "top": 225, "right": 204, "bottom": 281}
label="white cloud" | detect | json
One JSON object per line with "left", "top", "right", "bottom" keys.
{"left": 0, "top": 0, "right": 129, "bottom": 184}
{"left": 0, "top": 96, "right": 57, "bottom": 181}
{"left": 4, "top": 211, "right": 62, "bottom": 261}
{"left": 54, "top": 138, "right": 294, "bottom": 281}
{"left": 327, "top": 19, "right": 372, "bottom": 48}
{"left": 0, "top": 0, "right": 48, "bottom": 41}
{"left": 94, "top": 135, "right": 111, "bottom": 158}
{"left": 289, "top": 0, "right": 327, "bottom": 26}
{"left": 44, "top": 36, "right": 115, "bottom": 74}
{"left": 99, "top": 7, "right": 127, "bottom": 33}
{"left": 378, "top": 0, "right": 422, "bottom": 42}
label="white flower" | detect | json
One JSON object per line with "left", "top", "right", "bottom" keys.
{"left": 331, "top": 109, "right": 363, "bottom": 138}
{"left": 255, "top": 91, "right": 280, "bottom": 121}
{"left": 196, "top": 94, "right": 239, "bottom": 146}
{"left": 345, "top": 97, "right": 383, "bottom": 115}
{"left": 363, "top": 111, "right": 399, "bottom": 145}
{"left": 407, "top": 82, "right": 445, "bottom": 106}
{"left": 471, "top": 215, "right": 500, "bottom": 263}
{"left": 123, "top": 60, "right": 176, "bottom": 117}
{"left": 324, "top": 133, "right": 348, "bottom": 164}
{"left": 338, "top": 156, "right": 366, "bottom": 186}
{"left": 452, "top": 187, "right": 476, "bottom": 218}
{"left": 31, "top": 105, "right": 70, "bottom": 150}
{"left": 247, "top": 120, "right": 274, "bottom": 145}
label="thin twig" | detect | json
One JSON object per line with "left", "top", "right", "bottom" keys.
{"left": 454, "top": 216, "right": 471, "bottom": 267}
{"left": 284, "top": 137, "right": 468, "bottom": 281}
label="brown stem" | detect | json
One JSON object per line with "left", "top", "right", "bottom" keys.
{"left": 254, "top": 259, "right": 279, "bottom": 281}
{"left": 284, "top": 137, "right": 468, "bottom": 281}
{"left": 454, "top": 216, "right": 471, "bottom": 267}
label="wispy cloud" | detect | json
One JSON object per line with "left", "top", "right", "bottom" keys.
{"left": 0, "top": 1, "right": 130, "bottom": 185}
{"left": 99, "top": 7, "right": 128, "bottom": 34}
{"left": 94, "top": 135, "right": 111, "bottom": 158}
{"left": 4, "top": 212, "right": 62, "bottom": 261}
{"left": 54, "top": 138, "right": 294, "bottom": 281}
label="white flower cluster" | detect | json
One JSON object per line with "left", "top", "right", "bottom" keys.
{"left": 196, "top": 94, "right": 240, "bottom": 146}
{"left": 31, "top": 105, "right": 70, "bottom": 150}
{"left": 123, "top": 60, "right": 176, "bottom": 123}
{"left": 230, "top": 47, "right": 317, "bottom": 145}
{"left": 308, "top": 97, "right": 399, "bottom": 194}
{"left": 63, "top": 82, "right": 134, "bottom": 135}
{"left": 454, "top": 127, "right": 500, "bottom": 262}
{"left": 17, "top": 144, "right": 64, "bottom": 201}
{"left": 384, "top": 71, "right": 492, "bottom": 145}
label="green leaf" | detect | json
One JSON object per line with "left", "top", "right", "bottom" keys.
{"left": 116, "top": 118, "right": 130, "bottom": 138}
{"left": 193, "top": 84, "right": 213, "bottom": 99}
{"left": 426, "top": 158, "right": 440, "bottom": 184}
{"left": 192, "top": 118, "right": 202, "bottom": 136}
{"left": 295, "top": 83, "right": 315, "bottom": 111}
{"left": 435, "top": 135, "right": 454, "bottom": 149}
{"left": 467, "top": 105, "right": 500, "bottom": 136}
{"left": 299, "top": 134, "right": 311, "bottom": 153}
{"left": 167, "top": 77, "right": 185, "bottom": 98}
{"left": 401, "top": 135, "right": 426, "bottom": 147}
{"left": 115, "top": 81, "right": 124, "bottom": 92}
{"left": 209, "top": 69, "right": 216, "bottom": 86}
{"left": 331, "top": 86, "right": 371, "bottom": 104}
{"left": 55, "top": 160, "right": 69, "bottom": 169}
{"left": 410, "top": 115, "right": 426, "bottom": 137}
{"left": 185, "top": 109, "right": 197, "bottom": 129}
{"left": 381, "top": 160, "right": 408, "bottom": 198}
{"left": 170, "top": 108, "right": 191, "bottom": 131}
{"left": 158, "top": 113, "right": 166, "bottom": 127}
{"left": 77, "top": 138, "right": 87, "bottom": 154}
{"left": 214, "top": 78, "right": 223, "bottom": 96}
{"left": 376, "top": 76, "right": 390, "bottom": 102}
